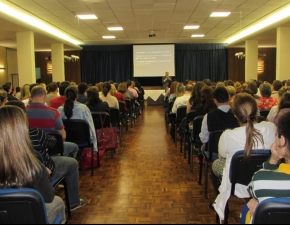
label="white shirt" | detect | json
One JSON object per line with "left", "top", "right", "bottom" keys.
{"left": 171, "top": 93, "right": 191, "bottom": 113}
{"left": 213, "top": 121, "right": 276, "bottom": 221}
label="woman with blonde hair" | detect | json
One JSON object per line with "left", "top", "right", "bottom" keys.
{"left": 234, "top": 81, "right": 242, "bottom": 94}
{"left": 110, "top": 83, "right": 125, "bottom": 104}
{"left": 210, "top": 93, "right": 276, "bottom": 223}
{"left": 20, "top": 84, "right": 31, "bottom": 101}
{"left": 0, "top": 105, "right": 66, "bottom": 224}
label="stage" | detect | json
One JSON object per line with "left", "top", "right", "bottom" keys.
{"left": 143, "top": 86, "right": 165, "bottom": 105}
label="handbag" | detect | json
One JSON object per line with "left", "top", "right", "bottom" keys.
{"left": 96, "top": 114, "right": 118, "bottom": 150}
{"left": 79, "top": 144, "right": 105, "bottom": 170}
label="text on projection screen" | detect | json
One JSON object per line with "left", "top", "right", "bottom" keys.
{"left": 133, "top": 45, "right": 175, "bottom": 77}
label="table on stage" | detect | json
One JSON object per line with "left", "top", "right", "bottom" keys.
{"left": 143, "top": 87, "right": 165, "bottom": 105}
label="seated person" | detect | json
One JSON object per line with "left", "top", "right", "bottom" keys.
{"left": 5, "top": 100, "right": 87, "bottom": 212}
{"left": 240, "top": 111, "right": 290, "bottom": 224}
{"left": 58, "top": 85, "right": 98, "bottom": 152}
{"left": 256, "top": 83, "right": 278, "bottom": 110}
{"left": 199, "top": 86, "right": 239, "bottom": 151}
{"left": 210, "top": 93, "right": 276, "bottom": 223}
{"left": 86, "top": 87, "right": 110, "bottom": 113}
{"left": 0, "top": 105, "right": 66, "bottom": 224}
{"left": 268, "top": 92, "right": 290, "bottom": 125}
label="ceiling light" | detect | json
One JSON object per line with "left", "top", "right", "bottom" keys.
{"left": 76, "top": 14, "right": 97, "bottom": 20}
{"left": 191, "top": 34, "right": 204, "bottom": 37}
{"left": 108, "top": 27, "right": 123, "bottom": 31}
{"left": 210, "top": 12, "right": 231, "bottom": 17}
{"left": 102, "top": 36, "right": 115, "bottom": 39}
{"left": 184, "top": 25, "right": 200, "bottom": 29}
{"left": 225, "top": 4, "right": 290, "bottom": 44}
{"left": 0, "top": 2, "right": 81, "bottom": 46}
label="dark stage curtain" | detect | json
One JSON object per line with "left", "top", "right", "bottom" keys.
{"left": 175, "top": 44, "right": 227, "bottom": 83}
{"left": 81, "top": 45, "right": 133, "bottom": 84}
{"left": 81, "top": 44, "right": 227, "bottom": 85}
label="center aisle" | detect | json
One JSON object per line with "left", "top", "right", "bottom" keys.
{"left": 66, "top": 104, "right": 244, "bottom": 224}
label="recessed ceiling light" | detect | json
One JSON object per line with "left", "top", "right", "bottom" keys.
{"left": 76, "top": 14, "right": 98, "bottom": 20}
{"left": 108, "top": 27, "right": 123, "bottom": 31}
{"left": 102, "top": 36, "right": 115, "bottom": 39}
{"left": 191, "top": 34, "right": 204, "bottom": 37}
{"left": 210, "top": 12, "right": 231, "bottom": 17}
{"left": 184, "top": 25, "right": 200, "bottom": 29}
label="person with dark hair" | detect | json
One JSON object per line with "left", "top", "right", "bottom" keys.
{"left": 199, "top": 86, "right": 239, "bottom": 148}
{"left": 26, "top": 85, "right": 79, "bottom": 158}
{"left": 2, "top": 82, "right": 18, "bottom": 101}
{"left": 271, "top": 80, "right": 283, "bottom": 100}
{"left": 0, "top": 105, "right": 66, "bottom": 223}
{"left": 186, "top": 81, "right": 205, "bottom": 113}
{"left": 15, "top": 86, "right": 21, "bottom": 99}
{"left": 257, "top": 83, "right": 278, "bottom": 110}
{"left": 46, "top": 82, "right": 59, "bottom": 106}
{"left": 77, "top": 82, "right": 88, "bottom": 104}
{"left": 240, "top": 111, "right": 290, "bottom": 223}
{"left": 50, "top": 81, "right": 71, "bottom": 109}
{"left": 224, "top": 80, "right": 234, "bottom": 87}
{"left": 210, "top": 93, "right": 276, "bottom": 223}
{"left": 100, "top": 82, "right": 119, "bottom": 108}
{"left": 246, "top": 82, "right": 259, "bottom": 99}
{"left": 203, "top": 78, "right": 211, "bottom": 86}
{"left": 57, "top": 85, "right": 98, "bottom": 152}
{"left": 86, "top": 87, "right": 110, "bottom": 113}
{"left": 194, "top": 86, "right": 216, "bottom": 116}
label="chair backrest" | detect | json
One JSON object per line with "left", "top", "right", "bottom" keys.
{"left": 252, "top": 197, "right": 290, "bottom": 224}
{"left": 191, "top": 115, "right": 204, "bottom": 148}
{"left": 91, "top": 111, "right": 110, "bottom": 129}
{"left": 229, "top": 149, "right": 270, "bottom": 195}
{"left": 109, "top": 107, "right": 120, "bottom": 127}
{"left": 0, "top": 187, "right": 62, "bottom": 224}
{"left": 62, "top": 119, "right": 91, "bottom": 145}
{"left": 176, "top": 106, "right": 187, "bottom": 123}
{"left": 205, "top": 130, "right": 224, "bottom": 160}
{"left": 260, "top": 109, "right": 270, "bottom": 119}
{"left": 166, "top": 101, "right": 174, "bottom": 113}
{"left": 125, "top": 99, "right": 132, "bottom": 111}
{"left": 118, "top": 101, "right": 126, "bottom": 114}
{"left": 46, "top": 130, "right": 64, "bottom": 156}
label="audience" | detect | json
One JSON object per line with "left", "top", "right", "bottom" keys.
{"left": 271, "top": 80, "right": 283, "bottom": 100}
{"left": 268, "top": 92, "right": 290, "bottom": 125}
{"left": 186, "top": 81, "right": 205, "bottom": 113}
{"left": 26, "top": 85, "right": 79, "bottom": 158}
{"left": 46, "top": 82, "right": 59, "bottom": 106}
{"left": 210, "top": 93, "right": 276, "bottom": 223}
{"left": 50, "top": 81, "right": 70, "bottom": 109}
{"left": 0, "top": 105, "right": 66, "bottom": 224}
{"left": 241, "top": 111, "right": 290, "bottom": 223}
{"left": 2, "top": 82, "right": 18, "bottom": 101}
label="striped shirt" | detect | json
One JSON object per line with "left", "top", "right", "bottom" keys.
{"left": 248, "top": 160, "right": 290, "bottom": 203}
{"left": 26, "top": 102, "right": 64, "bottom": 131}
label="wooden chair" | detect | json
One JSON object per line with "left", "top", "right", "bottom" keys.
{"left": 0, "top": 188, "right": 63, "bottom": 224}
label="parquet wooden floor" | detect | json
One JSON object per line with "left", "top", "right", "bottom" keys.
{"left": 58, "top": 103, "right": 247, "bottom": 224}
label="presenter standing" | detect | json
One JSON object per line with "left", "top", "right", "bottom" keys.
{"left": 162, "top": 71, "right": 172, "bottom": 92}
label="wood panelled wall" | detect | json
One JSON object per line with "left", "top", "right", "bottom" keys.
{"left": 35, "top": 48, "right": 277, "bottom": 85}
{"left": 227, "top": 48, "right": 276, "bottom": 83}
{"left": 35, "top": 51, "right": 81, "bottom": 85}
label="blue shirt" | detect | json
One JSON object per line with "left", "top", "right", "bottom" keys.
{"left": 58, "top": 101, "right": 98, "bottom": 152}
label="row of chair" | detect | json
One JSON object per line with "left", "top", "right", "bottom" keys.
{"left": 167, "top": 105, "right": 290, "bottom": 224}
